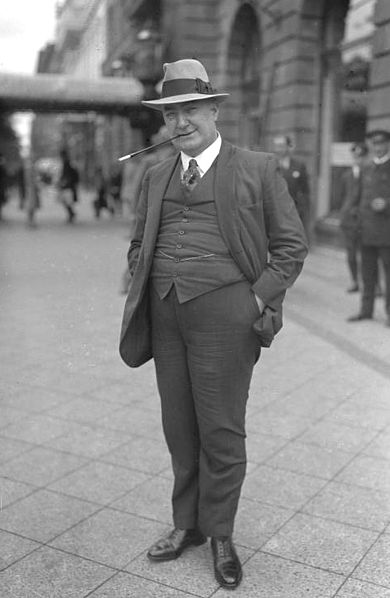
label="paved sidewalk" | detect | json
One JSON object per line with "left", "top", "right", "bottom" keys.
{"left": 0, "top": 194, "right": 390, "bottom": 597}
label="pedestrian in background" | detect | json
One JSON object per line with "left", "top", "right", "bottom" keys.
{"left": 119, "top": 59, "right": 307, "bottom": 589}
{"left": 57, "top": 149, "right": 79, "bottom": 223}
{"left": 93, "top": 166, "right": 113, "bottom": 219}
{"left": 272, "top": 135, "right": 311, "bottom": 240}
{"left": 0, "top": 152, "right": 8, "bottom": 221}
{"left": 339, "top": 142, "right": 368, "bottom": 293}
{"left": 108, "top": 163, "right": 123, "bottom": 215}
{"left": 348, "top": 129, "right": 390, "bottom": 327}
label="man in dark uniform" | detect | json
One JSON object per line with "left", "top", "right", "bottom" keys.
{"left": 339, "top": 142, "right": 368, "bottom": 293}
{"left": 348, "top": 129, "right": 390, "bottom": 327}
{"left": 272, "top": 135, "right": 311, "bottom": 239}
{"left": 119, "top": 59, "right": 307, "bottom": 589}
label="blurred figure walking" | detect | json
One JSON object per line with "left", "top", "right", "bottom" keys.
{"left": 0, "top": 152, "right": 8, "bottom": 221}
{"left": 348, "top": 129, "right": 390, "bottom": 327}
{"left": 58, "top": 149, "right": 79, "bottom": 223}
{"left": 92, "top": 166, "right": 113, "bottom": 219}
{"left": 339, "top": 142, "right": 368, "bottom": 293}
{"left": 273, "top": 135, "right": 311, "bottom": 240}
{"left": 108, "top": 163, "right": 123, "bottom": 215}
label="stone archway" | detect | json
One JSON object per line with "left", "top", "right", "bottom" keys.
{"left": 222, "top": 3, "right": 261, "bottom": 148}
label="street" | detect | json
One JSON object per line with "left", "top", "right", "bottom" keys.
{"left": 1, "top": 189, "right": 390, "bottom": 598}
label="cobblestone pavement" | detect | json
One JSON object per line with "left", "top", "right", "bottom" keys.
{"left": 1, "top": 190, "right": 390, "bottom": 597}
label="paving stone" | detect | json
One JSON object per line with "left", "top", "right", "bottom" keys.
{"left": 246, "top": 432, "right": 288, "bottom": 464}
{"left": 0, "top": 529, "right": 39, "bottom": 571}
{"left": 0, "top": 446, "right": 87, "bottom": 487}
{"left": 45, "top": 421, "right": 128, "bottom": 458}
{"left": 98, "top": 405, "right": 163, "bottom": 439}
{"left": 101, "top": 435, "right": 171, "bottom": 474}
{"left": 111, "top": 476, "right": 172, "bottom": 523}
{"left": 335, "top": 455, "right": 390, "bottom": 492}
{"left": 50, "top": 507, "right": 166, "bottom": 569}
{"left": 90, "top": 380, "right": 158, "bottom": 406}
{"left": 0, "top": 406, "right": 29, "bottom": 429}
{"left": 88, "top": 571, "right": 191, "bottom": 597}
{"left": 363, "top": 431, "right": 390, "bottom": 460}
{"left": 328, "top": 401, "right": 390, "bottom": 431}
{"left": 246, "top": 410, "right": 313, "bottom": 440}
{"left": 335, "top": 579, "right": 390, "bottom": 597}
{"left": 2, "top": 387, "right": 70, "bottom": 413}
{"left": 213, "top": 551, "right": 342, "bottom": 597}
{"left": 303, "top": 481, "right": 390, "bottom": 531}
{"left": 2, "top": 414, "right": 72, "bottom": 444}
{"left": 0, "top": 436, "right": 35, "bottom": 464}
{"left": 126, "top": 541, "right": 253, "bottom": 597}
{"left": 48, "top": 460, "right": 149, "bottom": 504}
{"left": 263, "top": 513, "right": 378, "bottom": 576}
{"left": 299, "top": 420, "right": 378, "bottom": 453}
{"left": 241, "top": 465, "right": 326, "bottom": 509}
{"left": 234, "top": 498, "right": 294, "bottom": 549}
{"left": 267, "top": 441, "right": 353, "bottom": 479}
{"left": 0, "top": 476, "right": 36, "bottom": 509}
{"left": 0, "top": 545, "right": 113, "bottom": 598}
{"left": 270, "top": 391, "right": 341, "bottom": 420}
{"left": 352, "top": 534, "right": 390, "bottom": 587}
{"left": 46, "top": 395, "right": 124, "bottom": 424}
{"left": 0, "top": 489, "right": 99, "bottom": 542}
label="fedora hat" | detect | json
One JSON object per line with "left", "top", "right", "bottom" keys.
{"left": 142, "top": 59, "right": 229, "bottom": 110}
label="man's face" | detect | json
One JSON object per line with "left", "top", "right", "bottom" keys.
{"left": 369, "top": 135, "right": 390, "bottom": 159}
{"left": 162, "top": 100, "right": 219, "bottom": 156}
{"left": 272, "top": 137, "right": 290, "bottom": 159}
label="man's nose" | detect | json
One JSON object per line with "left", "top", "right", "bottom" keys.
{"left": 176, "top": 112, "right": 189, "bottom": 128}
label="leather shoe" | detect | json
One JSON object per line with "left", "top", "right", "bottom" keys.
{"left": 347, "top": 313, "right": 372, "bottom": 322}
{"left": 147, "top": 528, "right": 206, "bottom": 562}
{"left": 211, "top": 536, "right": 242, "bottom": 589}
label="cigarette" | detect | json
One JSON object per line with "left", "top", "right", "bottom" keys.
{"left": 118, "top": 131, "right": 194, "bottom": 161}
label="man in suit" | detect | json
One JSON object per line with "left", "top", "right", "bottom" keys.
{"left": 348, "top": 129, "right": 390, "bottom": 327}
{"left": 272, "top": 135, "right": 311, "bottom": 239}
{"left": 339, "top": 142, "right": 368, "bottom": 293}
{"left": 119, "top": 59, "right": 308, "bottom": 589}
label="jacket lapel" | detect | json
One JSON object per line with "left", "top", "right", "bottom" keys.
{"left": 143, "top": 154, "right": 180, "bottom": 262}
{"left": 214, "top": 141, "right": 242, "bottom": 255}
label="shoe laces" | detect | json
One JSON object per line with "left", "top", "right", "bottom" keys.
{"left": 216, "top": 538, "right": 231, "bottom": 559}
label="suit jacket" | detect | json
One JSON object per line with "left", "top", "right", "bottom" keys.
{"left": 119, "top": 141, "right": 308, "bottom": 367}
{"left": 360, "top": 160, "right": 390, "bottom": 246}
{"left": 278, "top": 158, "right": 310, "bottom": 220}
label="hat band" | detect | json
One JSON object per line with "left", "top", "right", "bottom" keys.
{"left": 161, "top": 78, "right": 215, "bottom": 98}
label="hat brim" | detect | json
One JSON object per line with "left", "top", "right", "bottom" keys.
{"left": 142, "top": 93, "right": 229, "bottom": 110}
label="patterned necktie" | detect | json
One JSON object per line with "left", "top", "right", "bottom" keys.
{"left": 182, "top": 158, "right": 201, "bottom": 191}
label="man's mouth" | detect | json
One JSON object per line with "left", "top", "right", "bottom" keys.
{"left": 178, "top": 130, "right": 196, "bottom": 138}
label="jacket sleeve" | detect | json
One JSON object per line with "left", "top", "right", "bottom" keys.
{"left": 127, "top": 171, "right": 150, "bottom": 276}
{"left": 252, "top": 155, "right": 308, "bottom": 307}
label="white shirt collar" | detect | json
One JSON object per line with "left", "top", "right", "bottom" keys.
{"left": 373, "top": 153, "right": 390, "bottom": 165}
{"left": 180, "top": 133, "right": 222, "bottom": 177}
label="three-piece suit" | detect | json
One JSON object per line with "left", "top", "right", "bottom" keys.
{"left": 120, "top": 140, "right": 307, "bottom": 536}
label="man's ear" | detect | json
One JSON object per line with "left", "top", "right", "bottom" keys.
{"left": 211, "top": 101, "right": 220, "bottom": 121}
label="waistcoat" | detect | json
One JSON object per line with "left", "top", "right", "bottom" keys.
{"left": 150, "top": 159, "right": 245, "bottom": 302}
{"left": 360, "top": 160, "right": 390, "bottom": 246}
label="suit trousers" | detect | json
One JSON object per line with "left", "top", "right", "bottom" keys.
{"left": 361, "top": 245, "right": 390, "bottom": 316}
{"left": 150, "top": 280, "right": 261, "bottom": 537}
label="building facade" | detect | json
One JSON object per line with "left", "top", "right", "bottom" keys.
{"left": 31, "top": 0, "right": 390, "bottom": 234}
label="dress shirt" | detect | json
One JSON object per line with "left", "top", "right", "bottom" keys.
{"left": 352, "top": 165, "right": 360, "bottom": 178}
{"left": 181, "top": 133, "right": 222, "bottom": 177}
{"left": 279, "top": 157, "right": 291, "bottom": 170}
{"left": 373, "top": 154, "right": 390, "bottom": 165}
